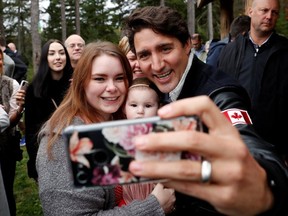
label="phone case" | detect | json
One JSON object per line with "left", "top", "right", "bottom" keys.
{"left": 19, "top": 80, "right": 29, "bottom": 91}
{"left": 63, "top": 115, "right": 202, "bottom": 188}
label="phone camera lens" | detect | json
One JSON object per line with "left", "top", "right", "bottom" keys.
{"left": 76, "top": 171, "right": 89, "bottom": 184}
{"left": 92, "top": 149, "right": 109, "bottom": 166}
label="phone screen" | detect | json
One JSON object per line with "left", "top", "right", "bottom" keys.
{"left": 63, "top": 115, "right": 202, "bottom": 188}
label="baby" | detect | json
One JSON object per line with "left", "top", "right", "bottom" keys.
{"left": 123, "top": 77, "right": 163, "bottom": 204}
{"left": 125, "top": 77, "right": 162, "bottom": 119}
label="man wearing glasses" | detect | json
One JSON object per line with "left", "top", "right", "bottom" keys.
{"left": 65, "top": 34, "right": 85, "bottom": 69}
{"left": 191, "top": 33, "right": 207, "bottom": 62}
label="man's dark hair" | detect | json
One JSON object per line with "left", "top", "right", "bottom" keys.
{"left": 191, "top": 33, "right": 202, "bottom": 41}
{"left": 124, "top": 6, "right": 190, "bottom": 54}
{"left": 229, "top": 15, "right": 251, "bottom": 40}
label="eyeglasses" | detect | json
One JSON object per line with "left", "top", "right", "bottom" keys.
{"left": 67, "top": 43, "right": 85, "bottom": 49}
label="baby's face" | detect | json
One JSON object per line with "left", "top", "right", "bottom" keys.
{"left": 125, "top": 87, "right": 159, "bottom": 119}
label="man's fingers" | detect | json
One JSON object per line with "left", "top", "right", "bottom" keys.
{"left": 129, "top": 160, "right": 201, "bottom": 181}
{"left": 158, "top": 96, "right": 237, "bottom": 136}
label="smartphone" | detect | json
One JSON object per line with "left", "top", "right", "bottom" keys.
{"left": 63, "top": 115, "right": 203, "bottom": 188}
{"left": 19, "top": 80, "right": 29, "bottom": 91}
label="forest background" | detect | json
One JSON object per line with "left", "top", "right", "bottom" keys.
{"left": 0, "top": 0, "right": 288, "bottom": 76}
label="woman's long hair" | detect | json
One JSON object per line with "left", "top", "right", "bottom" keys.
{"left": 46, "top": 41, "right": 133, "bottom": 156}
{"left": 32, "top": 39, "right": 73, "bottom": 98}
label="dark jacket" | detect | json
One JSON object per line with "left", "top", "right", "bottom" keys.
{"left": 4, "top": 47, "right": 27, "bottom": 84}
{"left": 206, "top": 37, "right": 229, "bottom": 69}
{"left": 25, "top": 78, "right": 70, "bottom": 179}
{"left": 217, "top": 32, "right": 288, "bottom": 157}
{"left": 170, "top": 56, "right": 288, "bottom": 216}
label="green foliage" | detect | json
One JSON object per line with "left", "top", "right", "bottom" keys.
{"left": 109, "top": 0, "right": 138, "bottom": 37}
{"left": 138, "top": 0, "right": 159, "bottom": 7}
{"left": 80, "top": 0, "right": 119, "bottom": 43}
{"left": 1, "top": 0, "right": 288, "bottom": 75}
{"left": 42, "top": 0, "right": 121, "bottom": 43}
{"left": 276, "top": 5, "right": 288, "bottom": 37}
{"left": 65, "top": 0, "right": 78, "bottom": 34}
{"left": 4, "top": 0, "right": 32, "bottom": 65}
{"left": 42, "top": 0, "right": 63, "bottom": 41}
{"left": 165, "top": 0, "right": 187, "bottom": 18}
{"left": 15, "top": 148, "right": 43, "bottom": 216}
{"left": 26, "top": 64, "right": 34, "bottom": 83}
{"left": 195, "top": 4, "right": 218, "bottom": 42}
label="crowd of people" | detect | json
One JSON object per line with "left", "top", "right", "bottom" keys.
{"left": 0, "top": 0, "right": 288, "bottom": 215}
{"left": 0, "top": 47, "right": 25, "bottom": 216}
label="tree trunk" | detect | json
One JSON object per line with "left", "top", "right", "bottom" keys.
{"left": 207, "top": 2, "right": 213, "bottom": 40}
{"left": 61, "top": 0, "right": 67, "bottom": 42}
{"left": 75, "top": 0, "right": 80, "bottom": 34}
{"left": 220, "top": 0, "right": 234, "bottom": 39}
{"left": 286, "top": 4, "right": 288, "bottom": 21}
{"left": 160, "top": 0, "right": 165, "bottom": 6}
{"left": 17, "top": 0, "right": 21, "bottom": 51}
{"left": 0, "top": 0, "right": 5, "bottom": 37}
{"left": 31, "top": 0, "right": 41, "bottom": 74}
{"left": 187, "top": 0, "right": 196, "bottom": 35}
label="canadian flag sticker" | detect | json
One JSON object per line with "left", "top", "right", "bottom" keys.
{"left": 222, "top": 109, "right": 253, "bottom": 125}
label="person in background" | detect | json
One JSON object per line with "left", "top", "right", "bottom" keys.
{"left": 217, "top": 0, "right": 288, "bottom": 161}
{"left": 0, "top": 105, "right": 10, "bottom": 216}
{"left": 119, "top": 36, "right": 146, "bottom": 79}
{"left": 0, "top": 37, "right": 27, "bottom": 84}
{"left": 0, "top": 48, "right": 25, "bottom": 216}
{"left": 23, "top": 39, "right": 73, "bottom": 182}
{"left": 7, "top": 42, "right": 28, "bottom": 67}
{"left": 206, "top": 15, "right": 251, "bottom": 68}
{"left": 124, "top": 5, "right": 288, "bottom": 215}
{"left": 204, "top": 40, "right": 211, "bottom": 54}
{"left": 7, "top": 43, "right": 16, "bottom": 53}
{"left": 191, "top": 33, "right": 207, "bottom": 62}
{"left": 64, "top": 34, "right": 85, "bottom": 69}
{"left": 0, "top": 105, "right": 9, "bottom": 132}
{"left": 7, "top": 42, "right": 27, "bottom": 147}
{"left": 0, "top": 161, "right": 10, "bottom": 216}
{"left": 36, "top": 41, "right": 175, "bottom": 216}
{"left": 3, "top": 53, "right": 15, "bottom": 78}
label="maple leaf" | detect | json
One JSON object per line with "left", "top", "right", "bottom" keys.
{"left": 231, "top": 112, "right": 242, "bottom": 120}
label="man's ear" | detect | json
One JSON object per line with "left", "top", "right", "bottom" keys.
{"left": 247, "top": 6, "right": 253, "bottom": 17}
{"left": 185, "top": 39, "right": 192, "bottom": 55}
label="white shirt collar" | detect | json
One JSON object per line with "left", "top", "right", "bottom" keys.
{"left": 249, "top": 31, "right": 272, "bottom": 47}
{"left": 169, "top": 52, "right": 194, "bottom": 102}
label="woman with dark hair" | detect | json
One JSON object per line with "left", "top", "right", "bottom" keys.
{"left": 25, "top": 39, "right": 73, "bottom": 181}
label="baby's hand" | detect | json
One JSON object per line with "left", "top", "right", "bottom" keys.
{"left": 151, "top": 183, "right": 175, "bottom": 214}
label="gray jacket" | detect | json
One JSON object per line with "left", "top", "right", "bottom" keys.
{"left": 36, "top": 117, "right": 164, "bottom": 216}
